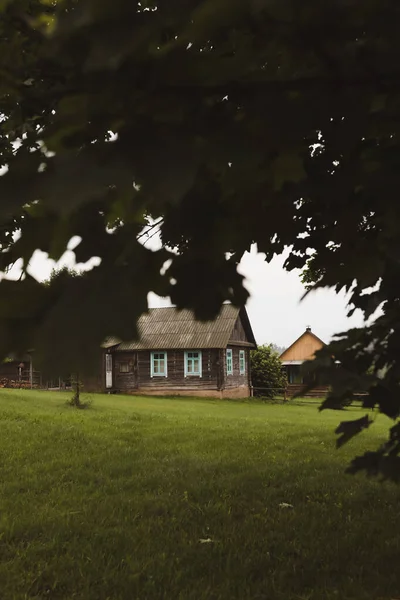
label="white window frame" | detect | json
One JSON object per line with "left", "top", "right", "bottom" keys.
{"left": 184, "top": 350, "right": 202, "bottom": 377}
{"left": 105, "top": 353, "right": 113, "bottom": 388}
{"left": 226, "top": 348, "right": 233, "bottom": 375}
{"left": 150, "top": 351, "right": 168, "bottom": 377}
{"left": 239, "top": 350, "right": 246, "bottom": 375}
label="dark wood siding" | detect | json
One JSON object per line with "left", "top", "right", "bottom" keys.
{"left": 114, "top": 352, "right": 137, "bottom": 390}
{"left": 106, "top": 347, "right": 251, "bottom": 396}
{"left": 247, "top": 348, "right": 252, "bottom": 390}
{"left": 223, "top": 345, "right": 249, "bottom": 389}
{"left": 229, "top": 316, "right": 248, "bottom": 343}
{"left": 114, "top": 349, "right": 221, "bottom": 392}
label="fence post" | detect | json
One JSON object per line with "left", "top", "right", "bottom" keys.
{"left": 284, "top": 387, "right": 287, "bottom": 403}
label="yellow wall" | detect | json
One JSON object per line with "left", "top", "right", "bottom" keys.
{"left": 280, "top": 332, "right": 324, "bottom": 362}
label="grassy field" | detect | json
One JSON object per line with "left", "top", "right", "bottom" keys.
{"left": 0, "top": 390, "right": 399, "bottom": 600}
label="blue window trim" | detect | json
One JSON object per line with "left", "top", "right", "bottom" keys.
{"left": 150, "top": 351, "right": 168, "bottom": 377}
{"left": 226, "top": 348, "right": 233, "bottom": 375}
{"left": 239, "top": 350, "right": 246, "bottom": 375}
{"left": 184, "top": 350, "right": 202, "bottom": 377}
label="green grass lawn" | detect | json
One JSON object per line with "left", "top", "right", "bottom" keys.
{"left": 0, "top": 390, "right": 399, "bottom": 600}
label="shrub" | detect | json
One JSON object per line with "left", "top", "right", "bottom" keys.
{"left": 251, "top": 345, "right": 287, "bottom": 399}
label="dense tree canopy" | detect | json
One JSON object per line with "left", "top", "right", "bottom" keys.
{"left": 2, "top": 0, "right": 400, "bottom": 476}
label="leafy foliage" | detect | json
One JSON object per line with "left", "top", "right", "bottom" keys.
{"left": 270, "top": 343, "right": 286, "bottom": 356}
{"left": 251, "top": 345, "right": 287, "bottom": 399}
{"left": 1, "top": 0, "right": 400, "bottom": 475}
{"left": 44, "top": 266, "right": 80, "bottom": 284}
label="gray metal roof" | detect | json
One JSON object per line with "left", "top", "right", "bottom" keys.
{"left": 103, "top": 304, "right": 256, "bottom": 350}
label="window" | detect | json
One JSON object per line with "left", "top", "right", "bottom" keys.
{"left": 105, "top": 353, "right": 113, "bottom": 388}
{"left": 119, "top": 362, "right": 130, "bottom": 373}
{"left": 184, "top": 351, "right": 202, "bottom": 377}
{"left": 151, "top": 352, "right": 167, "bottom": 377}
{"left": 226, "top": 349, "right": 233, "bottom": 375}
{"left": 239, "top": 350, "right": 246, "bottom": 375}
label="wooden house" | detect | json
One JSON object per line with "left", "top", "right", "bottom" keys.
{"left": 101, "top": 304, "right": 256, "bottom": 398}
{"left": 280, "top": 327, "right": 326, "bottom": 393}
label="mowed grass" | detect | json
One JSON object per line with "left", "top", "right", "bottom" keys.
{"left": 0, "top": 391, "right": 399, "bottom": 600}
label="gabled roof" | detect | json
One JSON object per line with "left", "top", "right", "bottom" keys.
{"left": 103, "top": 304, "right": 256, "bottom": 351}
{"left": 279, "top": 327, "right": 325, "bottom": 362}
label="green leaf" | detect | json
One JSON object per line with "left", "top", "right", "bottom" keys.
{"left": 270, "top": 153, "right": 306, "bottom": 191}
{"left": 370, "top": 94, "right": 387, "bottom": 113}
{"left": 0, "top": 0, "right": 13, "bottom": 10}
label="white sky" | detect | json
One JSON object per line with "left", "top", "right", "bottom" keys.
{"left": 238, "top": 248, "right": 364, "bottom": 347}
{"left": 4, "top": 233, "right": 364, "bottom": 349}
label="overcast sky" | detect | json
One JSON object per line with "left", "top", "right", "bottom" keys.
{"left": 6, "top": 236, "right": 364, "bottom": 350}
{"left": 237, "top": 248, "right": 364, "bottom": 347}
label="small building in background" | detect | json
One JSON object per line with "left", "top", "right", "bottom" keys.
{"left": 280, "top": 327, "right": 326, "bottom": 389}
{"left": 0, "top": 353, "right": 38, "bottom": 389}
